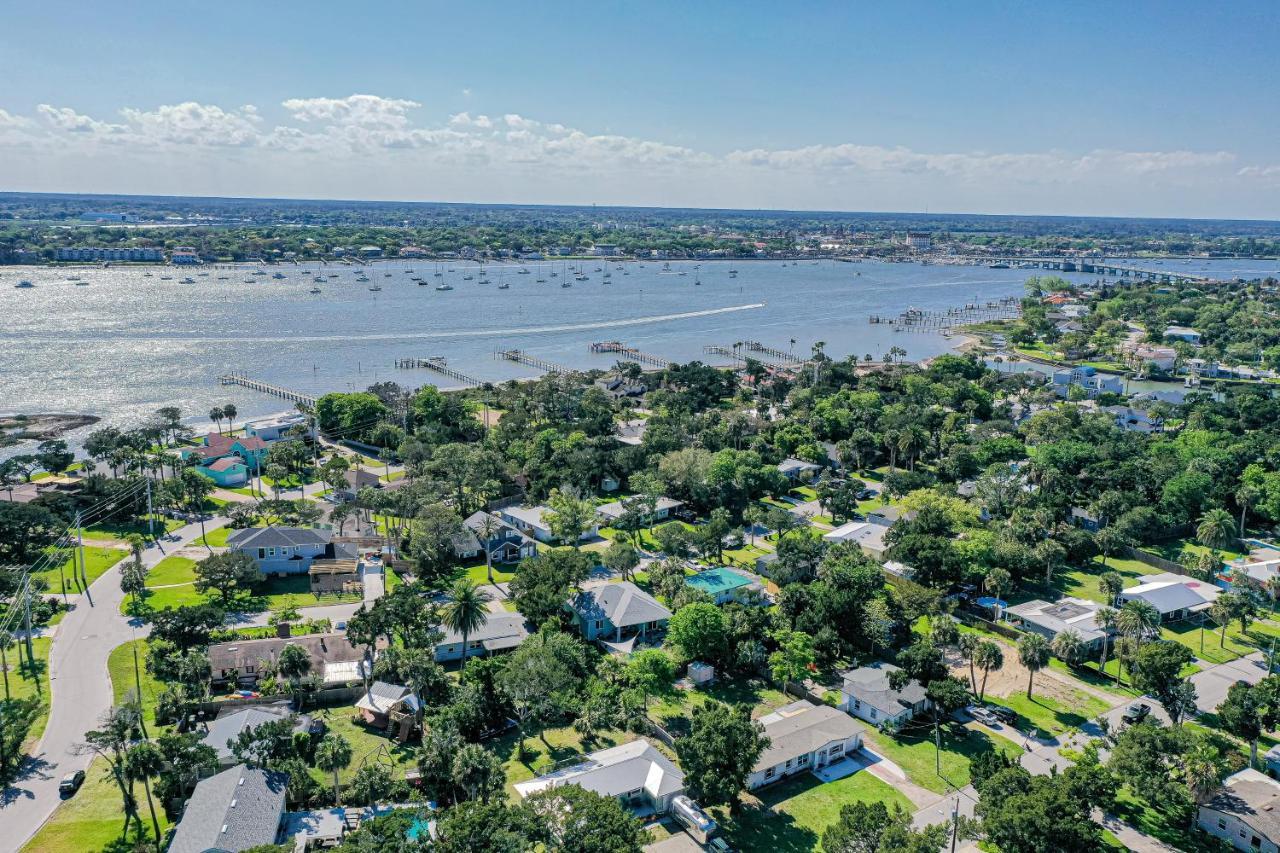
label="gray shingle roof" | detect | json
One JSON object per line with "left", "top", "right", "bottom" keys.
{"left": 755, "top": 701, "right": 864, "bottom": 770}
{"left": 201, "top": 707, "right": 309, "bottom": 764}
{"left": 514, "top": 738, "right": 683, "bottom": 801}
{"left": 226, "top": 526, "right": 332, "bottom": 549}
{"left": 439, "top": 612, "right": 529, "bottom": 647}
{"left": 841, "top": 662, "right": 929, "bottom": 717}
{"left": 572, "top": 581, "right": 672, "bottom": 629}
{"left": 168, "top": 764, "right": 287, "bottom": 853}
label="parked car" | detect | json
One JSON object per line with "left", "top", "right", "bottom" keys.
{"left": 707, "top": 839, "right": 734, "bottom": 853}
{"left": 59, "top": 770, "right": 85, "bottom": 797}
{"left": 969, "top": 706, "right": 999, "bottom": 725}
{"left": 988, "top": 705, "right": 1018, "bottom": 725}
{"left": 856, "top": 489, "right": 877, "bottom": 500}
{"left": 1121, "top": 702, "right": 1151, "bottom": 724}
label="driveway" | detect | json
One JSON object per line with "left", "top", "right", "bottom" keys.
{"left": 1190, "top": 652, "right": 1270, "bottom": 714}
{"left": 1, "top": 516, "right": 229, "bottom": 849}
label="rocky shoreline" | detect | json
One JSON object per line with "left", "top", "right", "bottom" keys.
{"left": 0, "top": 413, "right": 101, "bottom": 447}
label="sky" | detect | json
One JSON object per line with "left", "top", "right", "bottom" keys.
{"left": 2, "top": 1, "right": 1278, "bottom": 219}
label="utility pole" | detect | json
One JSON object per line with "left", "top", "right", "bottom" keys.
{"left": 22, "top": 588, "right": 38, "bottom": 695}
{"left": 75, "top": 511, "right": 87, "bottom": 589}
{"left": 145, "top": 477, "right": 155, "bottom": 540}
{"left": 949, "top": 794, "right": 960, "bottom": 853}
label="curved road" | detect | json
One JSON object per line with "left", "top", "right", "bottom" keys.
{"left": 1, "top": 516, "right": 229, "bottom": 851}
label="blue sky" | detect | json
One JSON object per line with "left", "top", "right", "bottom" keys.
{"left": 3, "top": 1, "right": 1278, "bottom": 218}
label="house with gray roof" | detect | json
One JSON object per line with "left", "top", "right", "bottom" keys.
{"left": 777, "top": 457, "right": 823, "bottom": 482}
{"left": 200, "top": 706, "right": 311, "bottom": 768}
{"left": 1197, "top": 768, "right": 1280, "bottom": 851}
{"left": 499, "top": 504, "right": 599, "bottom": 544}
{"left": 513, "top": 738, "right": 684, "bottom": 816}
{"left": 168, "top": 764, "right": 287, "bottom": 853}
{"left": 452, "top": 511, "right": 539, "bottom": 563}
{"left": 1119, "top": 573, "right": 1219, "bottom": 622}
{"left": 596, "top": 496, "right": 684, "bottom": 525}
{"left": 839, "top": 663, "right": 930, "bottom": 727}
{"left": 1005, "top": 597, "right": 1108, "bottom": 651}
{"left": 434, "top": 612, "right": 530, "bottom": 662}
{"left": 747, "top": 700, "right": 865, "bottom": 789}
{"left": 207, "top": 632, "right": 365, "bottom": 689}
{"left": 226, "top": 526, "right": 354, "bottom": 575}
{"left": 569, "top": 581, "right": 672, "bottom": 652}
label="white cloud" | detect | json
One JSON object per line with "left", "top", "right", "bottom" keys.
{"left": 282, "top": 94, "right": 420, "bottom": 128}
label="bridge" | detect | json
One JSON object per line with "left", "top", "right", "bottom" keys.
{"left": 970, "top": 256, "right": 1217, "bottom": 285}
{"left": 218, "top": 374, "right": 317, "bottom": 406}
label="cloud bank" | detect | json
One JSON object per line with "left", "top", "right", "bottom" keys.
{"left": 3, "top": 93, "right": 1275, "bottom": 218}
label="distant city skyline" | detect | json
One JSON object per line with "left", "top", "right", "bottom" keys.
{"left": 3, "top": 1, "right": 1278, "bottom": 219}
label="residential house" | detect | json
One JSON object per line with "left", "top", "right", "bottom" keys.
{"left": 1070, "top": 506, "right": 1105, "bottom": 532}
{"left": 226, "top": 526, "right": 355, "bottom": 575}
{"left": 569, "top": 581, "right": 672, "bottom": 652}
{"left": 595, "top": 375, "right": 647, "bottom": 400}
{"left": 200, "top": 707, "right": 312, "bottom": 768}
{"left": 207, "top": 632, "right": 365, "bottom": 689}
{"left": 1197, "top": 768, "right": 1280, "bottom": 851}
{"left": 200, "top": 456, "right": 250, "bottom": 487}
{"left": 167, "top": 764, "right": 287, "bottom": 853}
{"left": 685, "top": 567, "right": 760, "bottom": 605}
{"left": 1004, "top": 598, "right": 1108, "bottom": 652}
{"left": 1164, "top": 326, "right": 1203, "bottom": 345}
{"left": 355, "top": 681, "right": 421, "bottom": 729}
{"left": 186, "top": 433, "right": 269, "bottom": 468}
{"left": 1119, "top": 573, "right": 1219, "bottom": 622}
{"left": 754, "top": 551, "right": 780, "bottom": 577}
{"left": 596, "top": 496, "right": 684, "bottom": 526}
{"left": 778, "top": 458, "right": 823, "bottom": 482}
{"left": 513, "top": 739, "right": 684, "bottom": 816}
{"left": 747, "top": 701, "right": 865, "bottom": 790}
{"left": 499, "top": 505, "right": 598, "bottom": 544}
{"left": 1103, "top": 405, "right": 1164, "bottom": 434}
{"left": 1051, "top": 368, "right": 1123, "bottom": 399}
{"left": 453, "top": 511, "right": 538, "bottom": 563}
{"left": 243, "top": 411, "right": 315, "bottom": 443}
{"left": 333, "top": 467, "right": 382, "bottom": 502}
{"left": 435, "top": 612, "right": 530, "bottom": 662}
{"left": 1124, "top": 343, "right": 1178, "bottom": 371}
{"left": 822, "top": 521, "right": 891, "bottom": 561}
{"left": 615, "top": 419, "right": 648, "bottom": 446}
{"left": 839, "top": 663, "right": 930, "bottom": 727}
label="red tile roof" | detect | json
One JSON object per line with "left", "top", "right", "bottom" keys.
{"left": 208, "top": 457, "right": 246, "bottom": 472}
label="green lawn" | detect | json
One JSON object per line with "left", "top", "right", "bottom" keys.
{"left": 307, "top": 705, "right": 417, "bottom": 784}
{"left": 21, "top": 757, "right": 171, "bottom": 853}
{"left": 196, "top": 526, "right": 234, "bottom": 547}
{"left": 1159, "top": 617, "right": 1280, "bottom": 664}
{"left": 107, "top": 640, "right": 165, "bottom": 727}
{"left": 1141, "top": 539, "right": 1245, "bottom": 564}
{"left": 862, "top": 723, "right": 1023, "bottom": 794}
{"left": 990, "top": 688, "right": 1111, "bottom": 738}
{"left": 487, "top": 723, "right": 637, "bottom": 792}
{"left": 717, "top": 770, "right": 912, "bottom": 853}
{"left": 1111, "top": 788, "right": 1222, "bottom": 852}
{"left": 649, "top": 677, "right": 791, "bottom": 738}
{"left": 1011, "top": 556, "right": 1163, "bottom": 607}
{"left": 144, "top": 555, "right": 198, "bottom": 587}
{"left": 81, "top": 516, "right": 184, "bottom": 542}
{"left": 32, "top": 546, "right": 127, "bottom": 595}
{"left": 598, "top": 521, "right": 697, "bottom": 553}
{"left": 129, "top": 573, "right": 363, "bottom": 616}
{"left": 462, "top": 563, "right": 516, "bottom": 585}
{"left": 7, "top": 636, "right": 51, "bottom": 749}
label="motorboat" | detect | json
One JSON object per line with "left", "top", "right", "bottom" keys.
{"left": 498, "top": 282, "right": 510, "bottom": 289}
{"left": 309, "top": 286, "right": 322, "bottom": 294}
{"left": 368, "top": 285, "right": 381, "bottom": 291}
{"left": 15, "top": 280, "right": 35, "bottom": 288}
{"left": 181, "top": 277, "right": 196, "bottom": 283}
{"left": 273, "top": 272, "right": 286, "bottom": 279}
{"left": 436, "top": 283, "right": 453, "bottom": 291}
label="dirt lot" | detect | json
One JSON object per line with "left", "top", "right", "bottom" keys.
{"left": 943, "top": 644, "right": 1081, "bottom": 704}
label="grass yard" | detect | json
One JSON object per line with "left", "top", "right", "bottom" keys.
{"left": 107, "top": 639, "right": 165, "bottom": 726}
{"left": 307, "top": 705, "right": 417, "bottom": 784}
{"left": 487, "top": 723, "right": 636, "bottom": 792}
{"left": 717, "top": 769, "right": 912, "bottom": 853}
{"left": 81, "top": 516, "right": 184, "bottom": 542}
{"left": 1011, "top": 556, "right": 1163, "bottom": 607}
{"left": 991, "top": 688, "right": 1111, "bottom": 738}
{"left": 1111, "top": 788, "right": 1222, "bottom": 852}
{"left": 1141, "top": 539, "right": 1245, "bottom": 564}
{"left": 461, "top": 563, "right": 517, "bottom": 586}
{"left": 129, "top": 572, "right": 363, "bottom": 616}
{"left": 1159, "top": 616, "right": 1280, "bottom": 664}
{"left": 195, "top": 526, "right": 233, "bottom": 547}
{"left": 862, "top": 723, "right": 1023, "bottom": 794}
{"left": 649, "top": 676, "right": 791, "bottom": 738}
{"left": 598, "top": 521, "right": 697, "bottom": 553}
{"left": 32, "top": 546, "right": 127, "bottom": 594}
{"left": 21, "top": 758, "right": 171, "bottom": 853}
{"left": 144, "top": 555, "right": 198, "bottom": 587}
{"left": 7, "top": 636, "right": 51, "bottom": 749}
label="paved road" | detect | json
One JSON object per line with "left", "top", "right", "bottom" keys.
{"left": 1, "top": 516, "right": 229, "bottom": 851}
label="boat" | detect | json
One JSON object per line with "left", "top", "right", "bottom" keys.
{"left": 384, "top": 272, "right": 392, "bottom": 277}
{"left": 603, "top": 271, "right": 612, "bottom": 279}
{"left": 15, "top": 280, "right": 35, "bottom": 288}
{"left": 536, "top": 278, "right": 546, "bottom": 283}
{"left": 479, "top": 278, "right": 491, "bottom": 285}
{"left": 314, "top": 275, "right": 326, "bottom": 283}
{"left": 309, "top": 287, "right": 322, "bottom": 294}
{"left": 989, "top": 263, "right": 1010, "bottom": 269}
{"left": 498, "top": 282, "right": 510, "bottom": 289}
{"left": 561, "top": 281, "right": 572, "bottom": 288}
{"left": 463, "top": 275, "right": 473, "bottom": 281}
{"left": 143, "top": 272, "right": 153, "bottom": 277}
{"left": 694, "top": 279, "right": 701, "bottom": 286}
{"left": 678, "top": 271, "right": 687, "bottom": 277}
{"left": 273, "top": 272, "right": 286, "bottom": 279}
{"left": 418, "top": 279, "right": 430, "bottom": 286}
{"left": 160, "top": 276, "right": 173, "bottom": 280}
{"left": 518, "top": 267, "right": 530, "bottom": 275}
{"left": 436, "top": 283, "right": 453, "bottom": 291}
{"left": 434, "top": 271, "right": 443, "bottom": 277}
{"left": 729, "top": 269, "right": 738, "bottom": 274}
{"left": 74, "top": 280, "right": 90, "bottom": 286}
{"left": 368, "top": 285, "right": 381, "bottom": 291}
{"left": 181, "top": 276, "right": 196, "bottom": 283}
{"left": 550, "top": 271, "right": 558, "bottom": 278}
{"left": 218, "top": 275, "right": 230, "bottom": 280}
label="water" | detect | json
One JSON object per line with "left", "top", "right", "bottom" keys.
{"left": 1, "top": 257, "right": 1275, "bottom": 452}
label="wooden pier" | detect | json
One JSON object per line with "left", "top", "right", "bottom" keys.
{"left": 869, "top": 297, "right": 1021, "bottom": 332}
{"left": 703, "top": 345, "right": 745, "bottom": 367}
{"left": 589, "top": 341, "right": 671, "bottom": 368}
{"left": 217, "top": 374, "right": 317, "bottom": 406}
{"left": 742, "top": 340, "right": 804, "bottom": 364}
{"left": 393, "top": 356, "right": 481, "bottom": 387}
{"left": 496, "top": 349, "right": 575, "bottom": 375}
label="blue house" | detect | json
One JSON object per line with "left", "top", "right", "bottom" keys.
{"left": 226, "top": 527, "right": 353, "bottom": 575}
{"left": 454, "top": 511, "right": 539, "bottom": 563}
{"left": 569, "top": 581, "right": 672, "bottom": 652}
{"left": 183, "top": 433, "right": 269, "bottom": 470}
{"left": 197, "top": 456, "right": 249, "bottom": 487}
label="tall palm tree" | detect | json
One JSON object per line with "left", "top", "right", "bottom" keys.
{"left": 222, "top": 403, "right": 237, "bottom": 435}
{"left": 1197, "top": 508, "right": 1238, "bottom": 553}
{"left": 442, "top": 579, "right": 492, "bottom": 664}
{"left": 476, "top": 514, "right": 502, "bottom": 584}
{"left": 1185, "top": 743, "right": 1222, "bottom": 805}
{"left": 1096, "top": 606, "right": 1118, "bottom": 674}
{"left": 1051, "top": 629, "right": 1085, "bottom": 669}
{"left": 958, "top": 633, "right": 980, "bottom": 694}
{"left": 974, "top": 640, "right": 1003, "bottom": 702}
{"left": 208, "top": 407, "right": 224, "bottom": 436}
{"left": 125, "top": 741, "right": 165, "bottom": 851}
{"left": 1116, "top": 599, "right": 1161, "bottom": 646}
{"left": 315, "top": 733, "right": 353, "bottom": 806}
{"left": 1018, "top": 634, "right": 1051, "bottom": 699}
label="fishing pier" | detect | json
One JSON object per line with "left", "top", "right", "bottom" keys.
{"left": 702, "top": 345, "right": 745, "bottom": 367}
{"left": 393, "top": 356, "right": 481, "bottom": 387}
{"left": 496, "top": 349, "right": 575, "bottom": 375}
{"left": 217, "top": 374, "right": 317, "bottom": 406}
{"left": 869, "top": 297, "right": 1022, "bottom": 332}
{"left": 589, "top": 341, "right": 671, "bottom": 368}
{"left": 742, "top": 340, "right": 805, "bottom": 365}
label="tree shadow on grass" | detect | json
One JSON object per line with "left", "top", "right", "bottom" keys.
{"left": 719, "top": 791, "right": 819, "bottom": 853}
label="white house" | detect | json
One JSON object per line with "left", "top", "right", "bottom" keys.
{"left": 243, "top": 411, "right": 315, "bottom": 443}
{"left": 1119, "top": 573, "right": 1219, "bottom": 622}
{"left": 1164, "top": 326, "right": 1203, "bottom": 345}
{"left": 596, "top": 496, "right": 683, "bottom": 525}
{"left": 1197, "top": 768, "right": 1280, "bottom": 851}
{"left": 746, "top": 701, "right": 865, "bottom": 790}
{"left": 434, "top": 612, "right": 529, "bottom": 662}
{"left": 499, "top": 505, "right": 598, "bottom": 544}
{"left": 514, "top": 739, "right": 684, "bottom": 816}
{"left": 822, "top": 521, "right": 891, "bottom": 561}
{"left": 839, "top": 663, "right": 930, "bottom": 727}
{"left": 778, "top": 458, "right": 823, "bottom": 482}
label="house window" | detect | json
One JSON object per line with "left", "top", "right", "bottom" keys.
{"left": 594, "top": 620, "right": 603, "bottom": 631}
{"left": 797, "top": 754, "right": 809, "bottom": 765}
{"left": 1218, "top": 819, "right": 1226, "bottom": 830}
{"left": 267, "top": 547, "right": 277, "bottom": 557}
{"left": 764, "top": 767, "right": 775, "bottom": 779}
{"left": 870, "top": 709, "right": 877, "bottom": 719}
{"left": 785, "top": 759, "right": 792, "bottom": 769}
{"left": 258, "top": 548, "right": 266, "bottom": 559}
{"left": 852, "top": 700, "right": 861, "bottom": 711}
{"left": 831, "top": 743, "right": 844, "bottom": 755}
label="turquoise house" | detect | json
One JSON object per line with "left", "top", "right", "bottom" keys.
{"left": 685, "top": 567, "right": 757, "bottom": 605}
{"left": 197, "top": 456, "right": 249, "bottom": 487}
{"left": 182, "top": 433, "right": 269, "bottom": 470}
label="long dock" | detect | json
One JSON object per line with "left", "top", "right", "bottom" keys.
{"left": 703, "top": 345, "right": 745, "bottom": 367}
{"left": 870, "top": 297, "right": 1021, "bottom": 332}
{"left": 393, "top": 356, "right": 481, "bottom": 387}
{"left": 742, "top": 340, "right": 804, "bottom": 365}
{"left": 496, "top": 349, "right": 576, "bottom": 375}
{"left": 589, "top": 341, "right": 671, "bottom": 368}
{"left": 218, "top": 374, "right": 317, "bottom": 406}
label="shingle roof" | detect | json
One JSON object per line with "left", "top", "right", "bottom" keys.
{"left": 1204, "top": 769, "right": 1280, "bottom": 843}
{"left": 207, "top": 457, "right": 247, "bottom": 473}
{"left": 355, "top": 681, "right": 420, "bottom": 715}
{"left": 755, "top": 701, "right": 865, "bottom": 771}
{"left": 572, "top": 581, "right": 672, "bottom": 628}
{"left": 841, "top": 663, "right": 930, "bottom": 717}
{"left": 201, "top": 707, "right": 309, "bottom": 764}
{"left": 226, "top": 526, "right": 332, "bottom": 549}
{"left": 439, "top": 612, "right": 529, "bottom": 647}
{"left": 207, "top": 632, "right": 361, "bottom": 675}
{"left": 513, "top": 739, "right": 683, "bottom": 801}
{"left": 167, "top": 764, "right": 287, "bottom": 853}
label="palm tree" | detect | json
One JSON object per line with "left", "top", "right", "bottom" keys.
{"left": 1096, "top": 606, "right": 1118, "bottom": 674}
{"left": 222, "top": 403, "right": 237, "bottom": 435}
{"left": 208, "top": 407, "right": 224, "bottom": 435}
{"left": 125, "top": 741, "right": 165, "bottom": 851}
{"left": 1266, "top": 575, "right": 1280, "bottom": 614}
{"left": 1197, "top": 508, "right": 1238, "bottom": 553}
{"left": 958, "top": 633, "right": 980, "bottom": 694}
{"left": 315, "top": 733, "right": 353, "bottom": 805}
{"left": 1116, "top": 599, "right": 1160, "bottom": 646}
{"left": 1018, "top": 634, "right": 1051, "bottom": 699}
{"left": 476, "top": 514, "right": 502, "bottom": 584}
{"left": 1051, "top": 629, "right": 1085, "bottom": 669}
{"left": 897, "top": 426, "right": 929, "bottom": 472}
{"left": 974, "top": 640, "right": 1003, "bottom": 702}
{"left": 442, "top": 579, "right": 492, "bottom": 665}
{"left": 1185, "top": 743, "right": 1222, "bottom": 805}
{"left": 1099, "top": 571, "right": 1125, "bottom": 605}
